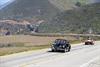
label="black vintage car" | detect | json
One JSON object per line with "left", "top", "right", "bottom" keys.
{"left": 51, "top": 39, "right": 71, "bottom": 52}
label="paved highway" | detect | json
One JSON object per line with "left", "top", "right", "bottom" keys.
{"left": 0, "top": 41, "right": 100, "bottom": 67}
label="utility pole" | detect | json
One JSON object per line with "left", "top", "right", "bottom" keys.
{"left": 88, "top": 28, "right": 93, "bottom": 39}
{"left": 89, "top": 28, "right": 93, "bottom": 34}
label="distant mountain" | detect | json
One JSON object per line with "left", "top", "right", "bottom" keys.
{"left": 0, "top": 0, "right": 61, "bottom": 34}
{"left": 0, "top": 0, "right": 60, "bottom": 20}
{"left": 0, "top": 0, "right": 100, "bottom": 34}
{"left": 39, "top": 3, "right": 100, "bottom": 34}
{"left": 0, "top": 0, "right": 99, "bottom": 20}
{"left": 0, "top": 0, "right": 96, "bottom": 20}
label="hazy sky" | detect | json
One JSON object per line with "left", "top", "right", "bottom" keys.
{"left": 0, "top": 0, "right": 11, "bottom": 5}
{"left": 0, "top": 0, "right": 14, "bottom": 9}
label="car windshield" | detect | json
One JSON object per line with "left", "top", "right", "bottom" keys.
{"left": 54, "top": 40, "right": 66, "bottom": 46}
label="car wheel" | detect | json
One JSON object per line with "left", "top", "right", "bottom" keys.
{"left": 52, "top": 49, "right": 55, "bottom": 52}
{"left": 64, "top": 48, "right": 67, "bottom": 53}
{"left": 91, "top": 43, "right": 94, "bottom": 45}
{"left": 67, "top": 46, "right": 71, "bottom": 52}
{"left": 68, "top": 48, "right": 70, "bottom": 52}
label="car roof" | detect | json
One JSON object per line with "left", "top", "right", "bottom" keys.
{"left": 55, "top": 39, "right": 68, "bottom": 41}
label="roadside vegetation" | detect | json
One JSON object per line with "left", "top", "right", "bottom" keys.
{"left": 39, "top": 3, "right": 100, "bottom": 34}
{"left": 0, "top": 35, "right": 81, "bottom": 56}
{"left": 0, "top": 35, "right": 99, "bottom": 56}
{"left": 0, "top": 40, "right": 81, "bottom": 56}
{"left": 0, "top": 43, "right": 50, "bottom": 56}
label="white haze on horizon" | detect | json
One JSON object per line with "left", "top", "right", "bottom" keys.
{"left": 0, "top": 0, "right": 15, "bottom": 9}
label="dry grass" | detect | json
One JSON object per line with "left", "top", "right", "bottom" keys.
{"left": 0, "top": 45, "right": 50, "bottom": 56}
{"left": 0, "top": 35, "right": 76, "bottom": 46}
{"left": 0, "top": 35, "right": 78, "bottom": 56}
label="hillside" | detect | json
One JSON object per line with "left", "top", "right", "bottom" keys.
{"left": 39, "top": 3, "right": 100, "bottom": 34}
{"left": 49, "top": 0, "right": 91, "bottom": 11}
{"left": 0, "top": 0, "right": 94, "bottom": 20}
{"left": 0, "top": 0, "right": 60, "bottom": 35}
{"left": 0, "top": 0, "right": 60, "bottom": 20}
{"left": 0, "top": 0, "right": 100, "bottom": 34}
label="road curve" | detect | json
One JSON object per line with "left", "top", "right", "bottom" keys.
{"left": 0, "top": 41, "right": 100, "bottom": 67}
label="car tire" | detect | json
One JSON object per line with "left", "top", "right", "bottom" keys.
{"left": 51, "top": 49, "right": 55, "bottom": 52}
{"left": 67, "top": 47, "right": 71, "bottom": 52}
{"left": 68, "top": 48, "right": 70, "bottom": 52}
{"left": 64, "top": 48, "right": 67, "bottom": 53}
{"left": 91, "top": 43, "right": 94, "bottom": 45}
{"left": 67, "top": 45, "right": 71, "bottom": 52}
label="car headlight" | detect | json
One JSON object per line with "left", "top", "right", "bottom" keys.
{"left": 62, "top": 45, "right": 65, "bottom": 48}
{"left": 51, "top": 44, "right": 54, "bottom": 47}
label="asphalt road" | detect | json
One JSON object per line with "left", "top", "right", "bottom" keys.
{"left": 0, "top": 41, "right": 100, "bottom": 67}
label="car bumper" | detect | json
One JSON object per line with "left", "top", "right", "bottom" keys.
{"left": 52, "top": 47, "right": 65, "bottom": 51}
{"left": 85, "top": 42, "right": 94, "bottom": 45}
